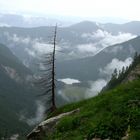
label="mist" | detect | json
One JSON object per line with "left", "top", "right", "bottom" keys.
{"left": 86, "top": 79, "right": 107, "bottom": 98}
{"left": 19, "top": 100, "right": 46, "bottom": 126}
{"left": 100, "top": 57, "right": 133, "bottom": 76}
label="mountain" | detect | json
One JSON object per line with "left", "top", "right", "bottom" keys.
{"left": 104, "top": 21, "right": 140, "bottom": 35}
{"left": 0, "top": 21, "right": 138, "bottom": 103}
{"left": 0, "top": 21, "right": 137, "bottom": 72}
{"left": 28, "top": 56, "right": 140, "bottom": 140}
{"left": 0, "top": 20, "right": 138, "bottom": 67}
{"left": 0, "top": 43, "right": 37, "bottom": 138}
{"left": 67, "top": 21, "right": 99, "bottom": 32}
{"left": 56, "top": 36, "right": 140, "bottom": 81}
{"left": 0, "top": 20, "right": 139, "bottom": 103}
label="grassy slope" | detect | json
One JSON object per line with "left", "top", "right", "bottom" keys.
{"left": 43, "top": 80, "right": 140, "bottom": 140}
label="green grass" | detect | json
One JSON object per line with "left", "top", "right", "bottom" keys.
{"left": 43, "top": 80, "right": 140, "bottom": 140}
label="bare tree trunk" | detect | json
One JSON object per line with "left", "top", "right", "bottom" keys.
{"left": 51, "top": 25, "right": 57, "bottom": 111}
{"left": 37, "top": 25, "right": 57, "bottom": 113}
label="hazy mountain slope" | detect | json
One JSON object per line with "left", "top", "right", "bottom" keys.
{"left": 0, "top": 43, "right": 31, "bottom": 75}
{"left": 0, "top": 43, "right": 37, "bottom": 138}
{"left": 101, "top": 21, "right": 140, "bottom": 35}
{"left": 56, "top": 36, "right": 140, "bottom": 81}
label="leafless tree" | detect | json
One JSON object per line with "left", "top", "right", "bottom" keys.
{"left": 37, "top": 25, "right": 57, "bottom": 113}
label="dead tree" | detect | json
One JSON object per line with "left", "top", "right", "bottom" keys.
{"left": 37, "top": 25, "right": 57, "bottom": 113}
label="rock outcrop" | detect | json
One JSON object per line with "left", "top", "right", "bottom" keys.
{"left": 27, "top": 108, "right": 80, "bottom": 140}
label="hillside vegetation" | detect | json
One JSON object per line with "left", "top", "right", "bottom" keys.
{"left": 40, "top": 54, "right": 140, "bottom": 140}
{"left": 43, "top": 79, "right": 140, "bottom": 140}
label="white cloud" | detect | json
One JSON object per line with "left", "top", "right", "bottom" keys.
{"left": 58, "top": 78, "right": 107, "bottom": 101}
{"left": 4, "top": 32, "right": 31, "bottom": 44}
{"left": 32, "top": 42, "right": 54, "bottom": 54}
{"left": 57, "top": 86, "right": 86, "bottom": 102}
{"left": 86, "top": 79, "right": 107, "bottom": 98}
{"left": 78, "top": 30, "right": 136, "bottom": 56}
{"left": 82, "top": 30, "right": 136, "bottom": 47}
{"left": 100, "top": 57, "right": 133, "bottom": 76}
{"left": 3, "top": 29, "right": 136, "bottom": 61}
{"left": 4, "top": 32, "right": 61, "bottom": 57}
{"left": 25, "top": 48, "right": 36, "bottom": 57}
{"left": 58, "top": 78, "right": 81, "bottom": 85}
{"left": 99, "top": 31, "right": 137, "bottom": 47}
{"left": 20, "top": 100, "right": 45, "bottom": 126}
{"left": 82, "top": 29, "right": 109, "bottom": 39}
{"left": 77, "top": 44, "right": 99, "bottom": 53}
{"left": 58, "top": 90, "right": 70, "bottom": 102}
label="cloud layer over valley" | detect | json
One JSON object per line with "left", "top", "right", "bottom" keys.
{"left": 0, "top": 23, "right": 137, "bottom": 104}
{"left": 2, "top": 28, "right": 137, "bottom": 63}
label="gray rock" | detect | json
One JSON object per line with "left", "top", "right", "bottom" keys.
{"left": 27, "top": 108, "right": 80, "bottom": 140}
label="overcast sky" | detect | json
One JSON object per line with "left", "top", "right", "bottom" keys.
{"left": 0, "top": 0, "right": 140, "bottom": 21}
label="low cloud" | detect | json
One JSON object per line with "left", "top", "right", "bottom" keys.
{"left": 25, "top": 48, "right": 36, "bottom": 57}
{"left": 85, "top": 79, "right": 107, "bottom": 98}
{"left": 82, "top": 29, "right": 109, "bottom": 40}
{"left": 77, "top": 44, "right": 99, "bottom": 54}
{"left": 3, "top": 29, "right": 137, "bottom": 61}
{"left": 104, "top": 45, "right": 123, "bottom": 54}
{"left": 78, "top": 30, "right": 137, "bottom": 56}
{"left": 58, "top": 90, "right": 70, "bottom": 102}
{"left": 57, "top": 86, "right": 86, "bottom": 102}
{"left": 58, "top": 78, "right": 81, "bottom": 85}
{"left": 4, "top": 32, "right": 61, "bottom": 57}
{"left": 85, "top": 57, "right": 133, "bottom": 98}
{"left": 82, "top": 29, "right": 137, "bottom": 46}
{"left": 98, "top": 31, "right": 136, "bottom": 47}
{"left": 100, "top": 57, "right": 133, "bottom": 76}
{"left": 58, "top": 79, "right": 107, "bottom": 102}
{"left": 32, "top": 42, "right": 55, "bottom": 54}
{"left": 20, "top": 100, "right": 45, "bottom": 126}
{"left": 4, "top": 32, "right": 31, "bottom": 44}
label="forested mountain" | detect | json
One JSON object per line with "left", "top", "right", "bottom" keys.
{"left": 0, "top": 43, "right": 37, "bottom": 138}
